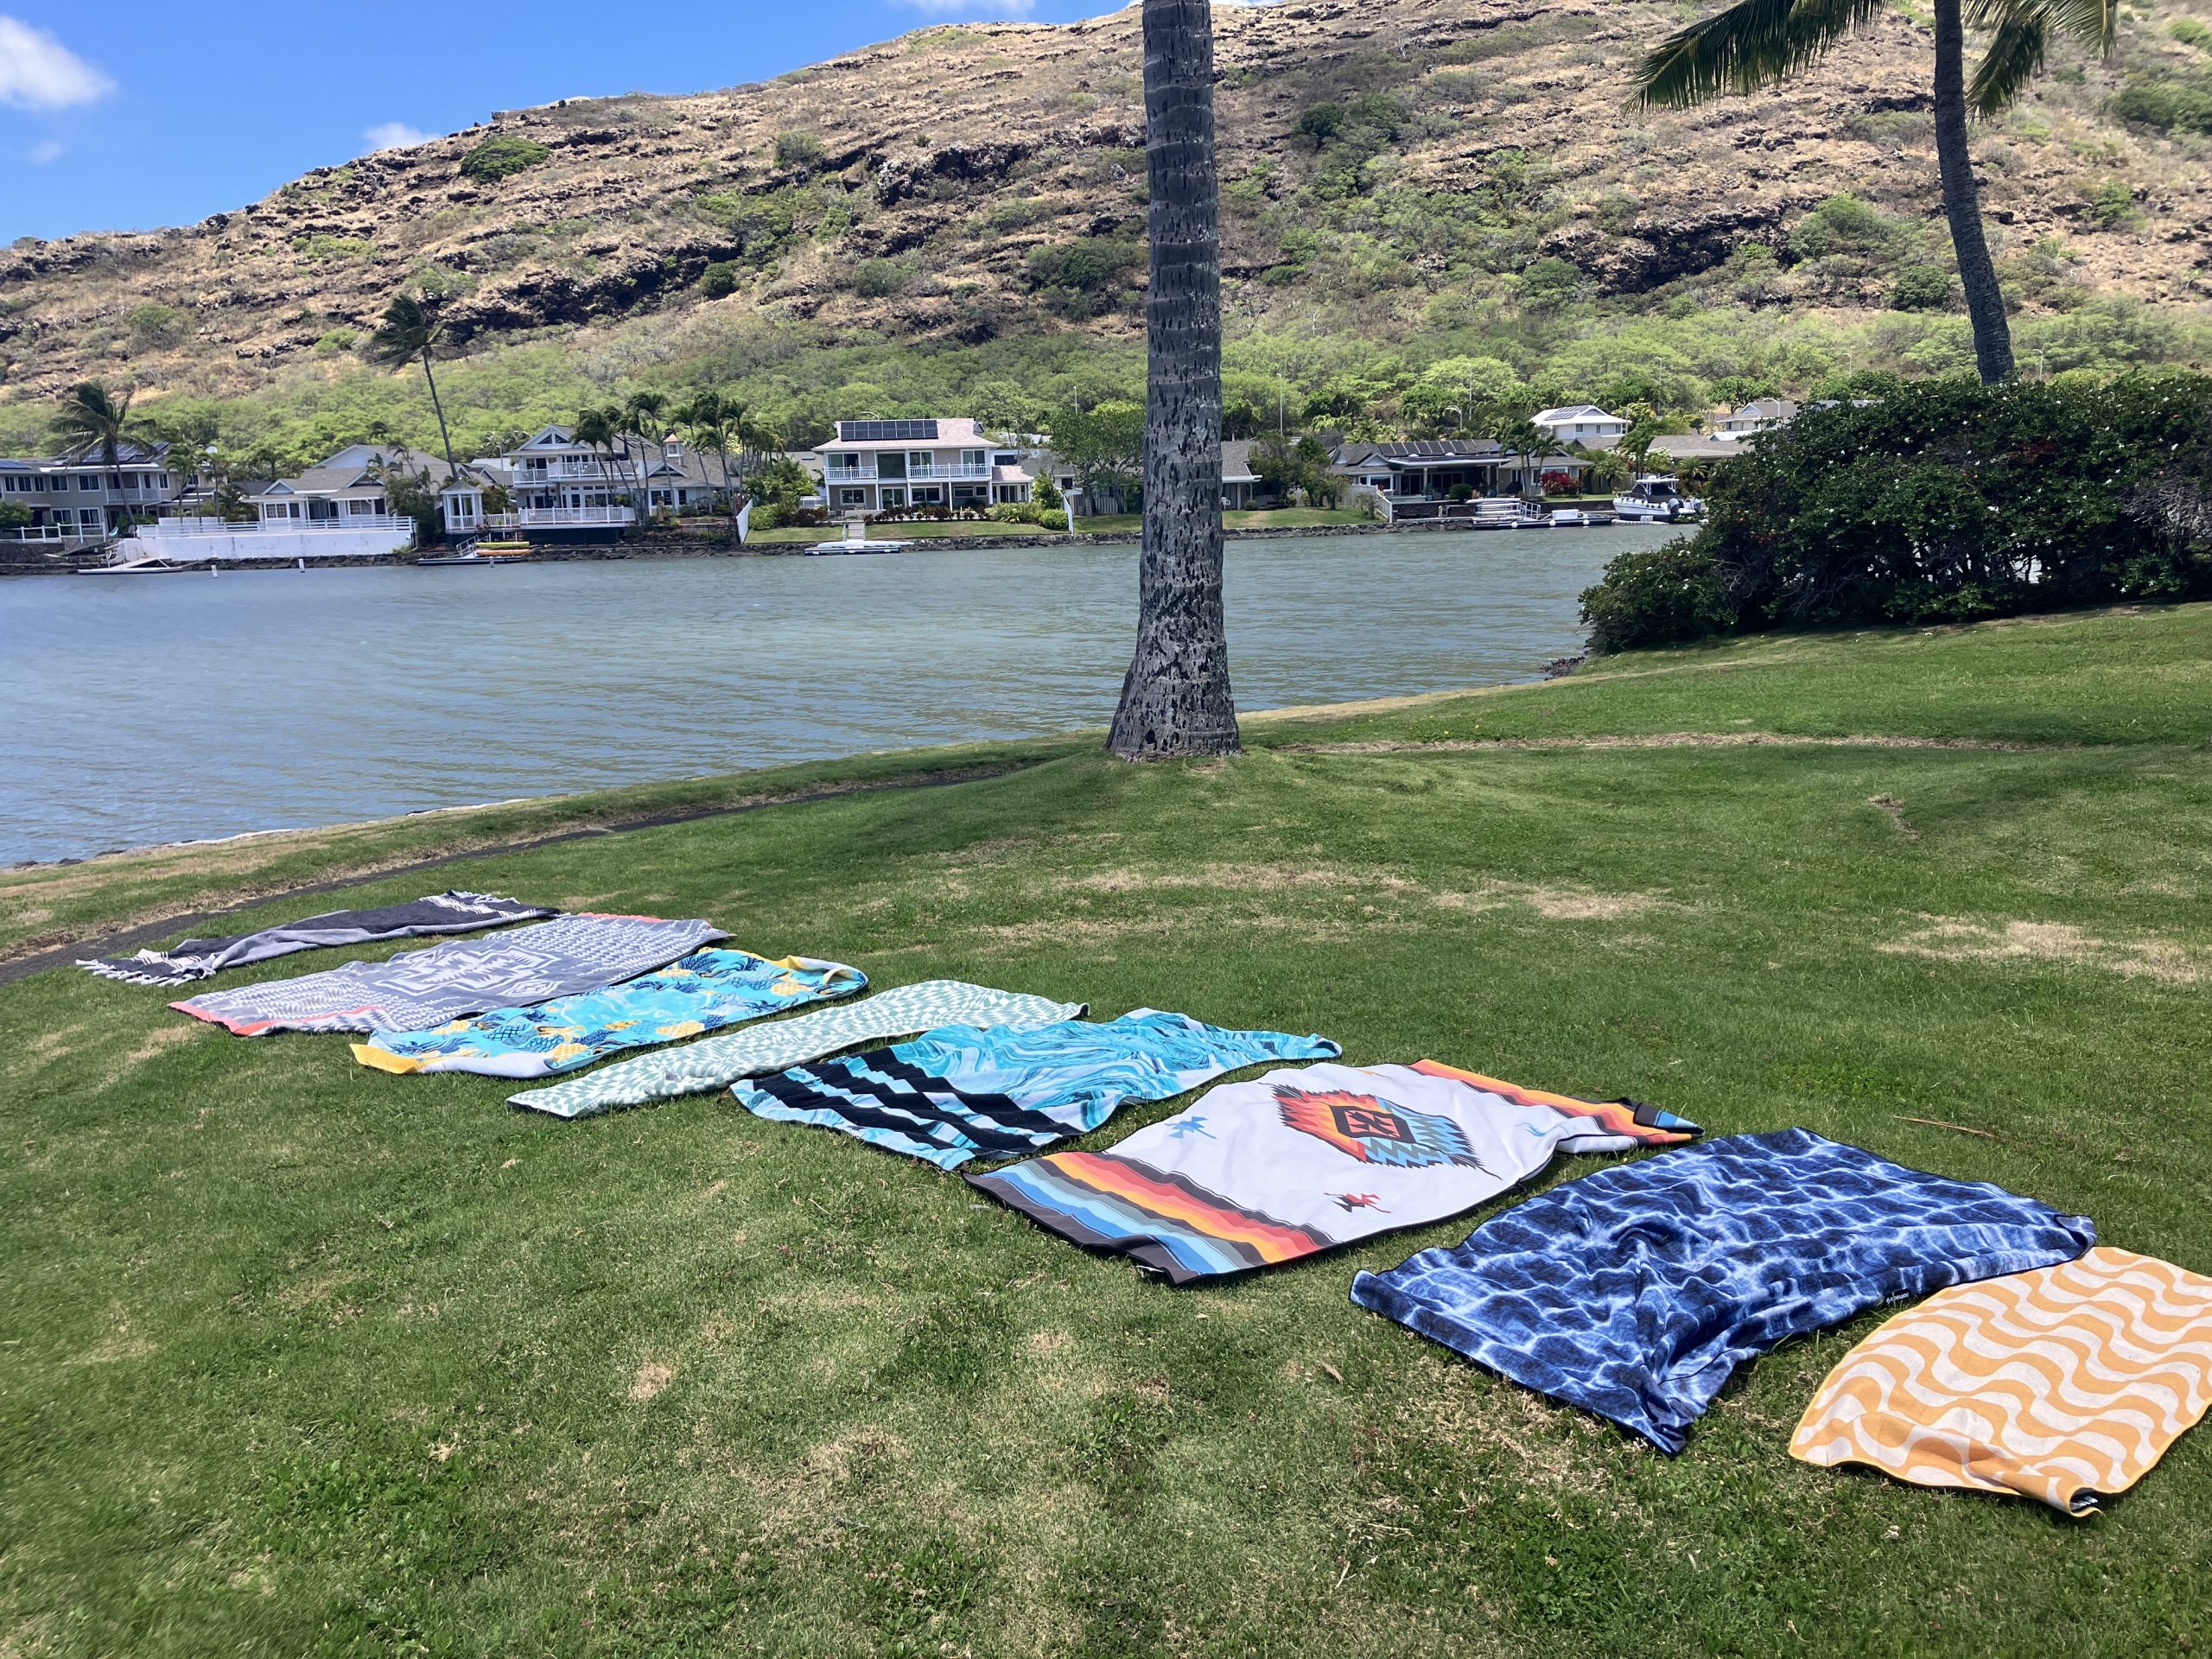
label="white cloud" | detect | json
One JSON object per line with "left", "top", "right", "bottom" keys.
{"left": 364, "top": 121, "right": 435, "bottom": 152}
{"left": 27, "top": 136, "right": 61, "bottom": 162}
{"left": 0, "top": 16, "right": 111, "bottom": 110}
{"left": 894, "top": 0, "right": 1038, "bottom": 16}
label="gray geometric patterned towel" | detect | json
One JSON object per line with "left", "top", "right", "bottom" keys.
{"left": 508, "top": 979, "right": 1086, "bottom": 1119}
{"left": 171, "top": 913, "right": 726, "bottom": 1036}
{"left": 79, "top": 892, "right": 555, "bottom": 987}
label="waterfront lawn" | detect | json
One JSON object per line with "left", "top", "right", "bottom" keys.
{"left": 1076, "top": 506, "right": 1376, "bottom": 534}
{"left": 3, "top": 603, "right": 2209, "bottom": 1656}
{"left": 738, "top": 519, "right": 1072, "bottom": 544}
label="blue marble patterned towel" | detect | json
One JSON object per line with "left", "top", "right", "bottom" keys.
{"left": 1351, "top": 1128, "right": 2095, "bottom": 1454}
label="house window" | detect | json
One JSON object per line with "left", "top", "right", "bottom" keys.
{"left": 839, "top": 487, "right": 866, "bottom": 507}
{"left": 875, "top": 453, "right": 906, "bottom": 480}
{"left": 880, "top": 486, "right": 906, "bottom": 509}
{"left": 912, "top": 486, "right": 944, "bottom": 505}
{"left": 79, "top": 508, "right": 102, "bottom": 526}
{"left": 80, "top": 475, "right": 100, "bottom": 491}
{"left": 962, "top": 449, "right": 986, "bottom": 472}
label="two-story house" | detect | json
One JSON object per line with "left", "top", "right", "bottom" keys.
{"left": 1711, "top": 397, "right": 1800, "bottom": 436}
{"left": 813, "top": 419, "right": 1033, "bottom": 518}
{"left": 1, "top": 440, "right": 181, "bottom": 542}
{"left": 1530, "top": 405, "right": 1630, "bottom": 448}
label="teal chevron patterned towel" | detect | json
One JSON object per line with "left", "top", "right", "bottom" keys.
{"left": 351, "top": 949, "right": 866, "bottom": 1079}
{"left": 507, "top": 979, "right": 1087, "bottom": 1119}
{"left": 734, "top": 1009, "right": 1340, "bottom": 1171}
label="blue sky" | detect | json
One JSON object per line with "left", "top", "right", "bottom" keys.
{"left": 0, "top": 0, "right": 1119, "bottom": 242}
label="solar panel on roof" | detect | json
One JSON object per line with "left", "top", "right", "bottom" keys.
{"left": 837, "top": 419, "right": 940, "bottom": 442}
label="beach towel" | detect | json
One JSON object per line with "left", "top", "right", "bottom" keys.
{"left": 172, "top": 913, "right": 727, "bottom": 1036}
{"left": 507, "top": 980, "right": 1088, "bottom": 1119}
{"left": 736, "top": 1009, "right": 1340, "bottom": 1172}
{"left": 78, "top": 892, "right": 554, "bottom": 987}
{"left": 1790, "top": 1246, "right": 2212, "bottom": 1516}
{"left": 349, "top": 948, "right": 866, "bottom": 1078}
{"left": 968, "top": 1060, "right": 1697, "bottom": 1283}
{"left": 1350, "top": 1129, "right": 2095, "bottom": 1453}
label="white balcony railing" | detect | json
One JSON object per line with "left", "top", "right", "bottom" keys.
{"left": 484, "top": 506, "right": 637, "bottom": 529}
{"left": 156, "top": 514, "right": 418, "bottom": 536}
{"left": 516, "top": 461, "right": 620, "bottom": 482}
{"left": 823, "top": 462, "right": 993, "bottom": 484}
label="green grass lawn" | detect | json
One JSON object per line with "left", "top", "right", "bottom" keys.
{"left": 735, "top": 520, "right": 1071, "bottom": 545}
{"left": 4, "top": 605, "right": 2209, "bottom": 1655}
{"left": 1074, "top": 507, "right": 1375, "bottom": 535}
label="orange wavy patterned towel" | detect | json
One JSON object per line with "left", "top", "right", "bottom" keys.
{"left": 1791, "top": 1247, "right": 2212, "bottom": 1516}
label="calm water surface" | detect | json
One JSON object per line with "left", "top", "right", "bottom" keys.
{"left": 0, "top": 530, "right": 1662, "bottom": 864}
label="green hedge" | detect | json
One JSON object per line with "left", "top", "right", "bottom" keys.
{"left": 1580, "top": 374, "right": 2212, "bottom": 652}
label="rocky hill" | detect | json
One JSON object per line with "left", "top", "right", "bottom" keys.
{"left": 3, "top": 0, "right": 2209, "bottom": 417}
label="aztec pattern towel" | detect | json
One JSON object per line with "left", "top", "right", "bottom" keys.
{"left": 350, "top": 949, "right": 867, "bottom": 1078}
{"left": 508, "top": 980, "right": 1088, "bottom": 1118}
{"left": 79, "top": 892, "right": 555, "bottom": 987}
{"left": 1350, "top": 1128, "right": 2096, "bottom": 1454}
{"left": 172, "top": 913, "right": 726, "bottom": 1036}
{"left": 969, "top": 1060, "right": 1697, "bottom": 1283}
{"left": 1791, "top": 1246, "right": 2212, "bottom": 1516}
{"left": 735, "top": 1009, "right": 1341, "bottom": 1171}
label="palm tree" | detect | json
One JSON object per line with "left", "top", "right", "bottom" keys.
{"left": 570, "top": 405, "right": 624, "bottom": 512}
{"left": 54, "top": 381, "right": 148, "bottom": 472}
{"left": 620, "top": 390, "right": 669, "bottom": 511}
{"left": 676, "top": 391, "right": 732, "bottom": 502}
{"left": 1636, "top": 0, "right": 2117, "bottom": 385}
{"left": 1108, "top": 0, "right": 1239, "bottom": 760}
{"left": 364, "top": 292, "right": 460, "bottom": 474}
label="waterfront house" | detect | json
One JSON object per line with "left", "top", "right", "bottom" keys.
{"left": 1531, "top": 405, "right": 1629, "bottom": 448}
{"left": 813, "top": 419, "right": 1033, "bottom": 518}
{"left": 1330, "top": 439, "right": 1594, "bottom": 519}
{"left": 1, "top": 441, "right": 181, "bottom": 544}
{"left": 1712, "top": 397, "right": 1799, "bottom": 436}
{"left": 250, "top": 444, "right": 461, "bottom": 529}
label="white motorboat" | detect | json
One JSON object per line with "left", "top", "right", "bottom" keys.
{"left": 1611, "top": 474, "right": 1704, "bottom": 524}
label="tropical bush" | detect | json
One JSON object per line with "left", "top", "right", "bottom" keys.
{"left": 460, "top": 136, "right": 551, "bottom": 183}
{"left": 1580, "top": 374, "right": 2212, "bottom": 652}
{"left": 698, "top": 261, "right": 740, "bottom": 299}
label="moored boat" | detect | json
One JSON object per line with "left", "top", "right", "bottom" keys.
{"left": 1611, "top": 474, "right": 1704, "bottom": 524}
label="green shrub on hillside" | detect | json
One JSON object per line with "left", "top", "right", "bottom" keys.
{"left": 2112, "top": 72, "right": 2212, "bottom": 133}
{"left": 854, "top": 258, "right": 914, "bottom": 298}
{"left": 699, "top": 261, "right": 740, "bottom": 299}
{"left": 460, "top": 136, "right": 551, "bottom": 183}
{"left": 1887, "top": 265, "right": 1954, "bottom": 312}
{"left": 774, "top": 131, "right": 825, "bottom": 170}
{"left": 1580, "top": 375, "right": 2212, "bottom": 651}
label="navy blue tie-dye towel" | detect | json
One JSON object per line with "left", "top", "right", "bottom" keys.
{"left": 1351, "top": 1128, "right": 2094, "bottom": 1454}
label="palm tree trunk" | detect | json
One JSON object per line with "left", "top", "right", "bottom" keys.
{"left": 420, "top": 351, "right": 460, "bottom": 475}
{"left": 1109, "top": 0, "right": 1238, "bottom": 760}
{"left": 1932, "top": 0, "right": 2014, "bottom": 385}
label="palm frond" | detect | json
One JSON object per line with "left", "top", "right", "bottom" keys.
{"left": 1970, "top": 0, "right": 2116, "bottom": 53}
{"left": 1967, "top": 14, "right": 2047, "bottom": 115}
{"left": 1636, "top": 0, "right": 1885, "bottom": 108}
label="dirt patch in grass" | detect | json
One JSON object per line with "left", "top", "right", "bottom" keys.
{"left": 1868, "top": 794, "right": 1919, "bottom": 839}
{"left": 1880, "top": 917, "right": 2202, "bottom": 984}
{"left": 628, "top": 1361, "right": 676, "bottom": 1402}
{"left": 28, "top": 1021, "right": 96, "bottom": 1065}
{"left": 121, "top": 1022, "right": 203, "bottom": 1068}
{"left": 1433, "top": 882, "right": 1677, "bottom": 921}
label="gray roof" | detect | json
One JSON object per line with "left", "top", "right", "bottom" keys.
{"left": 1648, "top": 435, "right": 1750, "bottom": 461}
{"left": 254, "top": 444, "right": 469, "bottom": 499}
